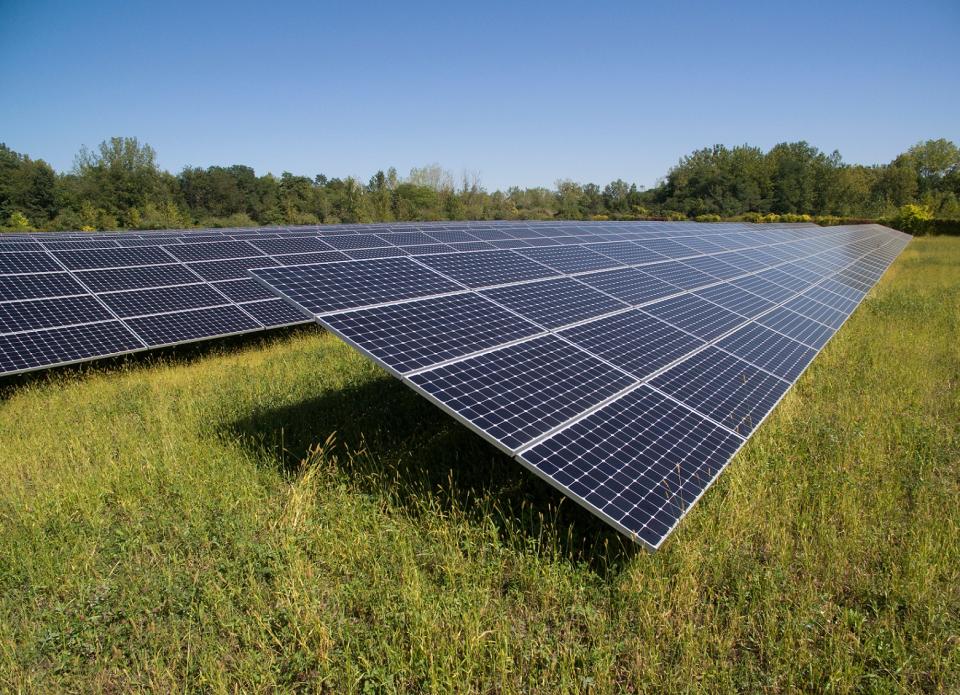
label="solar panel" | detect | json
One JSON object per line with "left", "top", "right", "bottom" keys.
{"left": 479, "top": 277, "right": 627, "bottom": 329}
{"left": 0, "top": 221, "right": 910, "bottom": 546}
{"left": 247, "top": 221, "right": 909, "bottom": 549}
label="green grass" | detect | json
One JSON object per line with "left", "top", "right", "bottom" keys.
{"left": 1, "top": 237, "right": 958, "bottom": 693}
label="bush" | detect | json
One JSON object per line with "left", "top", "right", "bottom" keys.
{"left": 663, "top": 210, "right": 686, "bottom": 221}
{"left": 694, "top": 213, "right": 721, "bottom": 222}
{"left": 5, "top": 211, "right": 33, "bottom": 231}
{"left": 886, "top": 204, "right": 934, "bottom": 235}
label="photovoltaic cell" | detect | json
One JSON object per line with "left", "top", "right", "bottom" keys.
{"left": 756, "top": 306, "right": 836, "bottom": 349}
{"left": 693, "top": 283, "right": 775, "bottom": 319}
{"left": 0, "top": 273, "right": 87, "bottom": 302}
{"left": 519, "top": 385, "right": 743, "bottom": 549}
{"left": 249, "top": 257, "right": 463, "bottom": 314}
{"left": 212, "top": 279, "right": 278, "bottom": 303}
{"left": 559, "top": 310, "right": 704, "bottom": 379}
{"left": 98, "top": 284, "right": 227, "bottom": 318}
{"left": 583, "top": 242, "right": 666, "bottom": 265}
{"left": 54, "top": 247, "right": 176, "bottom": 270}
{"left": 479, "top": 277, "right": 627, "bottom": 329}
{"left": 75, "top": 264, "right": 200, "bottom": 292}
{"left": 323, "top": 293, "right": 541, "bottom": 374}
{"left": 650, "top": 347, "right": 790, "bottom": 435}
{"left": 164, "top": 241, "right": 263, "bottom": 262}
{"left": 0, "top": 252, "right": 63, "bottom": 275}
{"left": 0, "top": 321, "right": 144, "bottom": 374}
{"left": 642, "top": 294, "right": 745, "bottom": 341}
{"left": 415, "top": 250, "right": 559, "bottom": 288}
{"left": 240, "top": 298, "right": 311, "bottom": 327}
{"left": 715, "top": 322, "right": 816, "bottom": 381}
{"left": 187, "top": 257, "right": 280, "bottom": 281}
{"left": 0, "top": 295, "right": 114, "bottom": 333}
{"left": 409, "top": 335, "right": 637, "bottom": 451}
{"left": 516, "top": 246, "right": 623, "bottom": 274}
{"left": 126, "top": 305, "right": 261, "bottom": 346}
{"left": 639, "top": 261, "right": 718, "bottom": 290}
{"left": 575, "top": 268, "right": 679, "bottom": 306}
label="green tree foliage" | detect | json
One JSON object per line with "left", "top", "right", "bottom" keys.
{"left": 0, "top": 137, "right": 957, "bottom": 232}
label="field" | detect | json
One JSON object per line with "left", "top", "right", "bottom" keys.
{"left": 0, "top": 236, "right": 957, "bottom": 693}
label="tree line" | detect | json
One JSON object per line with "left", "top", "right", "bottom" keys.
{"left": 1, "top": 136, "right": 958, "bottom": 232}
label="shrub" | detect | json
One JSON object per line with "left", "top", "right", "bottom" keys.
{"left": 663, "top": 210, "right": 687, "bottom": 221}
{"left": 5, "top": 211, "right": 33, "bottom": 231}
{"left": 694, "top": 213, "right": 721, "bottom": 222}
{"left": 887, "top": 204, "right": 934, "bottom": 235}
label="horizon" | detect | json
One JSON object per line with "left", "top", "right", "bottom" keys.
{"left": 1, "top": 1, "right": 958, "bottom": 190}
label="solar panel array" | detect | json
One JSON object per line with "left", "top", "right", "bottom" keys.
{"left": 0, "top": 220, "right": 815, "bottom": 376}
{"left": 249, "top": 222, "right": 910, "bottom": 550}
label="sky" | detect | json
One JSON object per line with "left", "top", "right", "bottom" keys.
{"left": 1, "top": 0, "right": 958, "bottom": 191}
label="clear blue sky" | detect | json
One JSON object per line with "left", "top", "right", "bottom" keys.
{"left": 1, "top": 0, "right": 958, "bottom": 190}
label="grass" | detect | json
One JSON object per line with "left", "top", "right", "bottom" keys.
{"left": 0, "top": 236, "right": 958, "bottom": 693}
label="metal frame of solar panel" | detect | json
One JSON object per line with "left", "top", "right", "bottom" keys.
{"left": 248, "top": 222, "right": 910, "bottom": 550}
{"left": 0, "top": 220, "right": 819, "bottom": 376}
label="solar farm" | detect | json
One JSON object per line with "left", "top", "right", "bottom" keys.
{"left": 1, "top": 223, "right": 957, "bottom": 691}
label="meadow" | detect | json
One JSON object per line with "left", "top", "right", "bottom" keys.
{"left": 0, "top": 236, "right": 957, "bottom": 693}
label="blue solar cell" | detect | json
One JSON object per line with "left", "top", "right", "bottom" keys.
{"left": 516, "top": 246, "right": 625, "bottom": 274}
{"left": 126, "top": 305, "right": 261, "bottom": 346}
{"left": 575, "top": 268, "right": 679, "bottom": 305}
{"left": 650, "top": 346, "right": 790, "bottom": 435}
{"left": 692, "top": 283, "right": 775, "bottom": 319}
{"left": 635, "top": 238, "right": 699, "bottom": 259}
{"left": 756, "top": 306, "right": 835, "bottom": 349}
{"left": 416, "top": 250, "right": 559, "bottom": 288}
{"left": 322, "top": 293, "right": 541, "bottom": 374}
{"left": 0, "top": 295, "right": 114, "bottom": 333}
{"left": 727, "top": 275, "right": 795, "bottom": 304}
{"left": 323, "top": 234, "right": 393, "bottom": 250}
{"left": 408, "top": 334, "right": 637, "bottom": 451}
{"left": 212, "top": 279, "right": 278, "bottom": 303}
{"left": 801, "top": 285, "right": 860, "bottom": 314}
{"left": 0, "top": 273, "right": 87, "bottom": 302}
{"left": 403, "top": 244, "right": 457, "bottom": 256}
{"left": 487, "top": 239, "right": 533, "bottom": 250}
{"left": 249, "top": 257, "right": 464, "bottom": 314}
{"left": 424, "top": 230, "right": 480, "bottom": 244}
{"left": 240, "top": 299, "right": 311, "bottom": 327}
{"left": 518, "top": 385, "right": 743, "bottom": 549}
{"left": 639, "top": 261, "right": 718, "bottom": 290}
{"left": 642, "top": 294, "right": 744, "bottom": 341}
{"left": 75, "top": 264, "right": 200, "bottom": 292}
{"left": 165, "top": 241, "right": 263, "bottom": 262}
{"left": 480, "top": 277, "right": 627, "bottom": 329}
{"left": 679, "top": 255, "right": 743, "bottom": 281}
{"left": 251, "top": 238, "right": 334, "bottom": 255}
{"left": 54, "top": 247, "right": 176, "bottom": 270}
{"left": 715, "top": 322, "right": 816, "bottom": 381}
{"left": 187, "top": 257, "right": 279, "bottom": 281}
{"left": 379, "top": 232, "right": 435, "bottom": 246}
{"left": 782, "top": 295, "right": 848, "bottom": 329}
{"left": 583, "top": 241, "right": 667, "bottom": 265}
{"left": 345, "top": 247, "right": 408, "bottom": 260}
{"left": 0, "top": 321, "right": 144, "bottom": 374}
{"left": 0, "top": 252, "right": 63, "bottom": 275}
{"left": 99, "top": 284, "right": 227, "bottom": 318}
{"left": 559, "top": 309, "right": 705, "bottom": 379}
